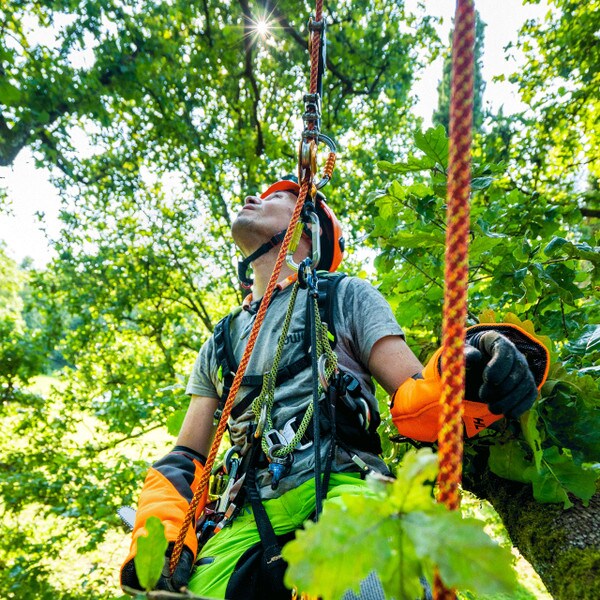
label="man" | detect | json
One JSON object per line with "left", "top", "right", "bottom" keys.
{"left": 121, "top": 176, "right": 547, "bottom": 598}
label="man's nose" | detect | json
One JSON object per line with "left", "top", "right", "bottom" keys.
{"left": 244, "top": 195, "right": 261, "bottom": 206}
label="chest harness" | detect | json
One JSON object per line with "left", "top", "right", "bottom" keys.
{"left": 198, "top": 273, "right": 384, "bottom": 573}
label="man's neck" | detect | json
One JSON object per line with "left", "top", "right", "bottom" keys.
{"left": 250, "top": 244, "right": 310, "bottom": 300}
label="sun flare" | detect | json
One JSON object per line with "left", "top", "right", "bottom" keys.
{"left": 254, "top": 18, "right": 270, "bottom": 37}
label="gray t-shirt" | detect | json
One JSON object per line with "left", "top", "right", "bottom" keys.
{"left": 186, "top": 276, "right": 403, "bottom": 499}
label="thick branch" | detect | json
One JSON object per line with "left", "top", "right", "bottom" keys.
{"left": 465, "top": 469, "right": 600, "bottom": 599}
{"left": 581, "top": 207, "right": 600, "bottom": 218}
{"left": 0, "top": 114, "right": 33, "bottom": 167}
{"left": 238, "top": 0, "right": 265, "bottom": 157}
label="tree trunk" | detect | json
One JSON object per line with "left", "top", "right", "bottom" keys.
{"left": 465, "top": 470, "right": 600, "bottom": 600}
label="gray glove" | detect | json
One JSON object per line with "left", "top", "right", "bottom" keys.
{"left": 157, "top": 543, "right": 195, "bottom": 592}
{"left": 465, "top": 330, "right": 538, "bottom": 419}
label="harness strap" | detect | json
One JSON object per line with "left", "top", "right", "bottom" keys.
{"left": 238, "top": 230, "right": 288, "bottom": 288}
{"left": 244, "top": 441, "right": 289, "bottom": 591}
{"left": 306, "top": 276, "right": 324, "bottom": 516}
{"left": 213, "top": 273, "right": 346, "bottom": 423}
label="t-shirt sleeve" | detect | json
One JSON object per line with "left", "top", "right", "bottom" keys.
{"left": 185, "top": 336, "right": 220, "bottom": 399}
{"left": 338, "top": 277, "right": 404, "bottom": 368}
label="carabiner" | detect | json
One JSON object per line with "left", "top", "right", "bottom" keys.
{"left": 286, "top": 210, "right": 321, "bottom": 272}
{"left": 299, "top": 132, "right": 337, "bottom": 191}
{"left": 255, "top": 404, "right": 267, "bottom": 439}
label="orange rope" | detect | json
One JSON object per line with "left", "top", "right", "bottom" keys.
{"left": 169, "top": 0, "right": 325, "bottom": 576}
{"left": 433, "top": 1, "right": 475, "bottom": 599}
{"left": 324, "top": 152, "right": 336, "bottom": 180}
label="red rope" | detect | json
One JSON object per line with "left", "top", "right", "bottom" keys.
{"left": 433, "top": 0, "right": 475, "bottom": 598}
{"left": 169, "top": 0, "right": 325, "bottom": 576}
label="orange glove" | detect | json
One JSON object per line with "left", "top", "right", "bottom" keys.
{"left": 120, "top": 446, "right": 208, "bottom": 592}
{"left": 390, "top": 323, "right": 550, "bottom": 442}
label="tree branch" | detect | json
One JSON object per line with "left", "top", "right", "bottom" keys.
{"left": 238, "top": 0, "right": 265, "bottom": 157}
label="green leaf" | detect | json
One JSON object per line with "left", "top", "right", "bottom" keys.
{"left": 543, "top": 236, "right": 569, "bottom": 257}
{"left": 520, "top": 407, "right": 543, "bottom": 470}
{"left": 541, "top": 447, "right": 597, "bottom": 506}
{"left": 283, "top": 450, "right": 443, "bottom": 600}
{"left": 390, "top": 230, "right": 446, "bottom": 249}
{"left": 538, "top": 376, "right": 600, "bottom": 465}
{"left": 403, "top": 509, "right": 517, "bottom": 596}
{"left": 414, "top": 125, "right": 449, "bottom": 170}
{"left": 488, "top": 440, "right": 535, "bottom": 484}
{"left": 134, "top": 516, "right": 168, "bottom": 591}
{"left": 388, "top": 447, "right": 438, "bottom": 513}
{"left": 0, "top": 80, "right": 21, "bottom": 105}
{"left": 283, "top": 494, "right": 411, "bottom": 600}
{"left": 166, "top": 409, "right": 186, "bottom": 437}
{"left": 470, "top": 176, "right": 493, "bottom": 190}
{"left": 477, "top": 308, "right": 497, "bottom": 324}
{"left": 378, "top": 155, "right": 436, "bottom": 174}
{"left": 527, "top": 446, "right": 598, "bottom": 508}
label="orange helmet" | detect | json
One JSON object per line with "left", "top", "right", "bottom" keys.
{"left": 260, "top": 176, "right": 344, "bottom": 272}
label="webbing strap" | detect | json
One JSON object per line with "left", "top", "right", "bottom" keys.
{"left": 213, "top": 273, "right": 346, "bottom": 422}
{"left": 238, "top": 230, "right": 288, "bottom": 288}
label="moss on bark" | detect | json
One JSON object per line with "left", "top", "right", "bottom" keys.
{"left": 464, "top": 470, "right": 600, "bottom": 600}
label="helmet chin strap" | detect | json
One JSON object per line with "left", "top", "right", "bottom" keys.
{"left": 237, "top": 229, "right": 288, "bottom": 289}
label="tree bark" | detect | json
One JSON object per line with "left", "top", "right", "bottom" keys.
{"left": 465, "top": 470, "right": 600, "bottom": 600}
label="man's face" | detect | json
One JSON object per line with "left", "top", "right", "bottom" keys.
{"left": 231, "top": 189, "right": 297, "bottom": 254}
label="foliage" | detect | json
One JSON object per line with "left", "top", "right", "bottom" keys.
{"left": 375, "top": 126, "right": 599, "bottom": 508}
{"left": 433, "top": 10, "right": 487, "bottom": 134}
{"left": 283, "top": 449, "right": 517, "bottom": 600}
{"left": 134, "top": 516, "right": 168, "bottom": 591}
{"left": 509, "top": 0, "right": 600, "bottom": 186}
{"left": 0, "top": 248, "right": 49, "bottom": 399}
{"left": 1, "top": 1, "right": 599, "bottom": 598}
{"left": 0, "top": 2, "right": 441, "bottom": 597}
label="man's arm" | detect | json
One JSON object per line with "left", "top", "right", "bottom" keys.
{"left": 371, "top": 325, "right": 548, "bottom": 442}
{"left": 368, "top": 335, "right": 423, "bottom": 394}
{"left": 120, "top": 394, "right": 218, "bottom": 592}
{"left": 176, "top": 394, "right": 219, "bottom": 456}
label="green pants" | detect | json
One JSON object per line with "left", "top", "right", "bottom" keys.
{"left": 188, "top": 473, "right": 369, "bottom": 599}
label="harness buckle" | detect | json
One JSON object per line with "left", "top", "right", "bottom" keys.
{"left": 267, "top": 443, "right": 294, "bottom": 490}
{"left": 282, "top": 416, "right": 312, "bottom": 451}
{"left": 213, "top": 407, "right": 223, "bottom": 424}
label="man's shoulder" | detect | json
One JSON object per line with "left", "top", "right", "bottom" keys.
{"left": 331, "top": 273, "right": 382, "bottom": 297}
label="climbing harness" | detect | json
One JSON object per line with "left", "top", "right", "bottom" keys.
{"left": 434, "top": 1, "right": 476, "bottom": 599}
{"left": 169, "top": 0, "right": 336, "bottom": 576}
{"left": 251, "top": 282, "right": 337, "bottom": 489}
{"left": 212, "top": 271, "right": 346, "bottom": 426}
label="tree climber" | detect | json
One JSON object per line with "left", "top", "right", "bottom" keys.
{"left": 120, "top": 176, "right": 548, "bottom": 599}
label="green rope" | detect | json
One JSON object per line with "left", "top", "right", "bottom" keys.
{"left": 252, "top": 281, "right": 338, "bottom": 459}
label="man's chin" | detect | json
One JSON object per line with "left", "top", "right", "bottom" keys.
{"left": 231, "top": 216, "right": 259, "bottom": 251}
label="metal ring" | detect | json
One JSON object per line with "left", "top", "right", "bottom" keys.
{"left": 267, "top": 443, "right": 286, "bottom": 461}
{"left": 318, "top": 354, "right": 330, "bottom": 390}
